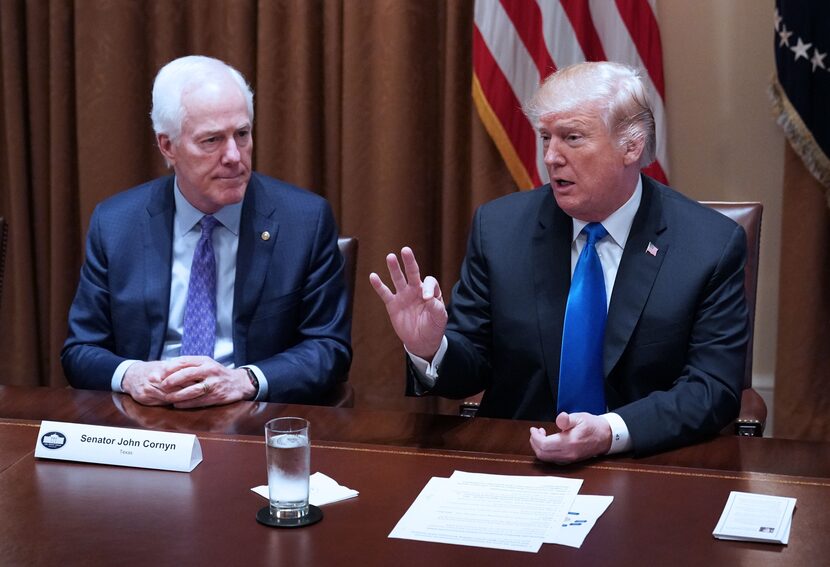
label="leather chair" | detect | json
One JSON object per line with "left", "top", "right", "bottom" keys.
{"left": 0, "top": 216, "right": 6, "bottom": 306}
{"left": 703, "top": 202, "right": 766, "bottom": 436}
{"left": 460, "top": 202, "right": 767, "bottom": 437}
{"left": 317, "top": 236, "right": 359, "bottom": 407}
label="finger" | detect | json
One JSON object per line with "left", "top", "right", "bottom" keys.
{"left": 161, "top": 366, "right": 207, "bottom": 391}
{"left": 422, "top": 276, "right": 443, "bottom": 302}
{"left": 385, "top": 253, "right": 408, "bottom": 292}
{"left": 132, "top": 383, "right": 170, "bottom": 406}
{"left": 162, "top": 357, "right": 199, "bottom": 373}
{"left": 166, "top": 380, "right": 210, "bottom": 404}
{"left": 400, "top": 247, "right": 422, "bottom": 286}
{"left": 369, "top": 272, "right": 395, "bottom": 304}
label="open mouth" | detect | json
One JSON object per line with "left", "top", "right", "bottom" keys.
{"left": 554, "top": 179, "right": 575, "bottom": 188}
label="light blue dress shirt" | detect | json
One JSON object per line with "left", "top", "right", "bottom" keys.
{"left": 111, "top": 180, "right": 268, "bottom": 401}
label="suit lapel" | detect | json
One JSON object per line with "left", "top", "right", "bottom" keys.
{"left": 532, "top": 189, "right": 573, "bottom": 396}
{"left": 604, "top": 176, "right": 668, "bottom": 375}
{"left": 233, "top": 174, "right": 279, "bottom": 363}
{"left": 144, "top": 177, "right": 175, "bottom": 359}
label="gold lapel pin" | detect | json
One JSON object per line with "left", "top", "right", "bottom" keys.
{"left": 261, "top": 231, "right": 271, "bottom": 241}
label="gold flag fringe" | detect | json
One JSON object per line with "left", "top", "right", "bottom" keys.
{"left": 769, "top": 75, "right": 830, "bottom": 208}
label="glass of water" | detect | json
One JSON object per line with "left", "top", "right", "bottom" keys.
{"left": 265, "top": 417, "right": 310, "bottom": 520}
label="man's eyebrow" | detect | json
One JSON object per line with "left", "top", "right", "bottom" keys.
{"left": 553, "top": 118, "right": 590, "bottom": 129}
{"left": 193, "top": 122, "right": 252, "bottom": 139}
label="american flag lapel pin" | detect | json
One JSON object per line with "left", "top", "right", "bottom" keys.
{"left": 646, "top": 242, "right": 658, "bottom": 257}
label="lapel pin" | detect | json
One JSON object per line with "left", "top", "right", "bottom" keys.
{"left": 261, "top": 231, "right": 271, "bottom": 241}
{"left": 646, "top": 242, "right": 658, "bottom": 257}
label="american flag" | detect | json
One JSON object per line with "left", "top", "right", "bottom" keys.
{"left": 472, "top": 0, "right": 669, "bottom": 190}
{"left": 770, "top": 1, "right": 830, "bottom": 191}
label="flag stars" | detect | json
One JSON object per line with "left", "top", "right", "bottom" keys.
{"left": 773, "top": 9, "right": 782, "bottom": 33}
{"left": 811, "top": 49, "right": 827, "bottom": 72}
{"left": 778, "top": 24, "right": 792, "bottom": 48}
{"left": 791, "top": 37, "right": 812, "bottom": 61}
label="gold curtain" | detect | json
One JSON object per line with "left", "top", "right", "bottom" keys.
{"left": 0, "top": 0, "right": 515, "bottom": 414}
{"left": 774, "top": 145, "right": 830, "bottom": 440}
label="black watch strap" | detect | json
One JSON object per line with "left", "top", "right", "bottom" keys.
{"left": 244, "top": 367, "right": 259, "bottom": 396}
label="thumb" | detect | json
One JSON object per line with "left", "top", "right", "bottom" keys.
{"left": 556, "top": 411, "right": 575, "bottom": 432}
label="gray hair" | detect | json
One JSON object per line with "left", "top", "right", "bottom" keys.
{"left": 150, "top": 55, "right": 254, "bottom": 142}
{"left": 523, "top": 61, "right": 656, "bottom": 167}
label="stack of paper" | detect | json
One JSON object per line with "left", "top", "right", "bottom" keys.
{"left": 713, "top": 491, "right": 796, "bottom": 545}
{"left": 388, "top": 471, "right": 612, "bottom": 553}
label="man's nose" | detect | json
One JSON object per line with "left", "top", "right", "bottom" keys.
{"left": 544, "top": 141, "right": 565, "bottom": 166}
{"left": 221, "top": 138, "right": 240, "bottom": 164}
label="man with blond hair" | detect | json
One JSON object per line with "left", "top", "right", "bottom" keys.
{"left": 371, "top": 61, "right": 748, "bottom": 464}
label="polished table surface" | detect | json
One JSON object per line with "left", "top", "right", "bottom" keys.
{"left": 1, "top": 386, "right": 829, "bottom": 565}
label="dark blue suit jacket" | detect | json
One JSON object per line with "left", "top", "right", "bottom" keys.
{"left": 61, "top": 173, "right": 352, "bottom": 403}
{"left": 409, "top": 176, "right": 748, "bottom": 455}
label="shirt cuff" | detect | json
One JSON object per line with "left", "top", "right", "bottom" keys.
{"left": 112, "top": 360, "right": 139, "bottom": 393}
{"left": 405, "top": 336, "right": 448, "bottom": 392}
{"left": 601, "top": 412, "right": 633, "bottom": 454}
{"left": 242, "top": 365, "right": 269, "bottom": 401}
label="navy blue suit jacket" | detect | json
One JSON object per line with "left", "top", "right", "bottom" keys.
{"left": 62, "top": 173, "right": 352, "bottom": 403}
{"left": 409, "top": 176, "right": 748, "bottom": 455}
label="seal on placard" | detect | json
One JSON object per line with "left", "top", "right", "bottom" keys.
{"left": 40, "top": 431, "right": 67, "bottom": 450}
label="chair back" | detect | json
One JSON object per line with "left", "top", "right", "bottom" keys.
{"left": 319, "top": 236, "right": 359, "bottom": 408}
{"left": 703, "top": 202, "right": 766, "bottom": 436}
{"left": 701, "top": 202, "right": 762, "bottom": 391}
{"left": 338, "top": 236, "right": 358, "bottom": 322}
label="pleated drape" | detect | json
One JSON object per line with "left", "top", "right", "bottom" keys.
{"left": 0, "top": 0, "right": 515, "bottom": 414}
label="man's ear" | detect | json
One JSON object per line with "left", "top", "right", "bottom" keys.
{"left": 157, "top": 134, "right": 176, "bottom": 166}
{"left": 622, "top": 137, "right": 645, "bottom": 167}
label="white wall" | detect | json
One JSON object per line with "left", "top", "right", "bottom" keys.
{"left": 658, "top": 0, "right": 783, "bottom": 431}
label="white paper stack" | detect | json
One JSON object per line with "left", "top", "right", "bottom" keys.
{"left": 387, "top": 470, "right": 618, "bottom": 553}
{"left": 713, "top": 491, "right": 796, "bottom": 545}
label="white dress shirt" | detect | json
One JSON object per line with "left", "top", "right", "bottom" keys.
{"left": 409, "top": 178, "right": 644, "bottom": 454}
{"left": 111, "top": 180, "right": 268, "bottom": 401}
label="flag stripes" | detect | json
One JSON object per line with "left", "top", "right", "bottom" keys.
{"left": 473, "top": 0, "right": 670, "bottom": 189}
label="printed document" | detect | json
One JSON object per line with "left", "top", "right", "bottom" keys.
{"left": 389, "top": 470, "right": 582, "bottom": 553}
{"left": 713, "top": 491, "right": 796, "bottom": 544}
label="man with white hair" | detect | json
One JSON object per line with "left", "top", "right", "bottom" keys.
{"left": 63, "top": 55, "right": 351, "bottom": 407}
{"left": 371, "top": 61, "right": 748, "bottom": 464}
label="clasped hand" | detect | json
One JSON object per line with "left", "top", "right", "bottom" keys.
{"left": 369, "top": 246, "right": 448, "bottom": 360}
{"left": 122, "top": 356, "right": 255, "bottom": 408}
{"left": 529, "top": 412, "right": 613, "bottom": 464}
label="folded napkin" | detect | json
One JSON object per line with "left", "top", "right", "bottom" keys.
{"left": 252, "top": 472, "right": 359, "bottom": 506}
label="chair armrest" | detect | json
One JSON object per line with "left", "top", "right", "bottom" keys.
{"left": 459, "top": 401, "right": 480, "bottom": 418}
{"left": 735, "top": 387, "right": 767, "bottom": 437}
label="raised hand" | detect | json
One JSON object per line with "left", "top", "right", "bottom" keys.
{"left": 369, "top": 247, "right": 448, "bottom": 360}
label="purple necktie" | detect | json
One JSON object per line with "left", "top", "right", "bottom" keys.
{"left": 181, "top": 215, "right": 220, "bottom": 357}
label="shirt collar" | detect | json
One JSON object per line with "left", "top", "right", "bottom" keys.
{"left": 173, "top": 178, "right": 242, "bottom": 236}
{"left": 570, "top": 175, "right": 642, "bottom": 249}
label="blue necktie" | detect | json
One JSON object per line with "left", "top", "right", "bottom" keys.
{"left": 558, "top": 222, "right": 608, "bottom": 414}
{"left": 181, "top": 215, "right": 220, "bottom": 357}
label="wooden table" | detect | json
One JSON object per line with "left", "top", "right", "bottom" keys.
{"left": 1, "top": 386, "right": 828, "bottom": 565}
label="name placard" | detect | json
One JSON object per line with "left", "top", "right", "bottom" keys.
{"left": 34, "top": 421, "right": 202, "bottom": 472}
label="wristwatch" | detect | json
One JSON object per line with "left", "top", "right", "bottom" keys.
{"left": 244, "top": 367, "right": 259, "bottom": 399}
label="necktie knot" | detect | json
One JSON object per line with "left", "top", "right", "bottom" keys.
{"left": 582, "top": 222, "right": 607, "bottom": 246}
{"left": 199, "top": 215, "right": 220, "bottom": 237}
